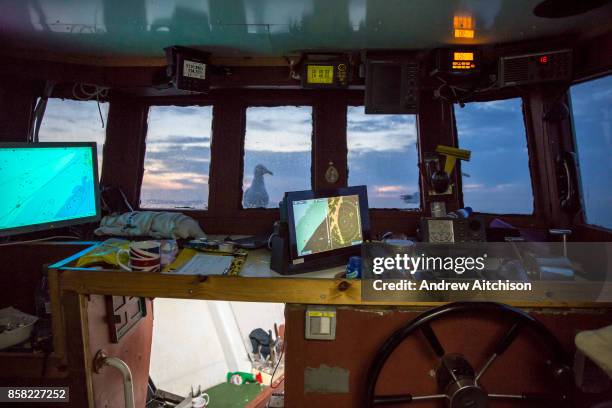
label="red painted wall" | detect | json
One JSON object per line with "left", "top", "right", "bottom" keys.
{"left": 285, "top": 305, "right": 612, "bottom": 407}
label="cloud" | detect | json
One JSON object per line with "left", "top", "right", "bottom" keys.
{"left": 463, "top": 183, "right": 484, "bottom": 191}
{"left": 347, "top": 108, "right": 417, "bottom": 152}
{"left": 244, "top": 106, "right": 313, "bottom": 153}
{"left": 39, "top": 99, "right": 108, "bottom": 142}
{"left": 472, "top": 99, "right": 521, "bottom": 112}
{"left": 141, "top": 171, "right": 209, "bottom": 191}
{"left": 374, "top": 185, "right": 404, "bottom": 195}
{"left": 147, "top": 135, "right": 210, "bottom": 145}
{"left": 370, "top": 185, "right": 419, "bottom": 200}
{"left": 147, "top": 105, "right": 213, "bottom": 142}
{"left": 464, "top": 182, "right": 525, "bottom": 194}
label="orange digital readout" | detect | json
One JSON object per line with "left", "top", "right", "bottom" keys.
{"left": 454, "top": 29, "right": 475, "bottom": 39}
{"left": 453, "top": 15, "right": 473, "bottom": 29}
{"left": 452, "top": 61, "right": 476, "bottom": 70}
{"left": 453, "top": 52, "right": 474, "bottom": 61}
{"left": 453, "top": 15, "right": 475, "bottom": 38}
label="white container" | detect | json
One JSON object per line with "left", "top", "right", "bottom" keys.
{"left": 191, "top": 393, "right": 209, "bottom": 408}
{"left": 0, "top": 307, "right": 38, "bottom": 350}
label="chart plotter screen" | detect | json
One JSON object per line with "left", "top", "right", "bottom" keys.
{"left": 292, "top": 194, "right": 363, "bottom": 257}
{"left": 0, "top": 144, "right": 99, "bottom": 236}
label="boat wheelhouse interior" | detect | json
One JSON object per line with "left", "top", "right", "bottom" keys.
{"left": 0, "top": 0, "right": 611, "bottom": 407}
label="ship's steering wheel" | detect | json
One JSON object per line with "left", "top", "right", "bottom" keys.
{"left": 365, "top": 302, "right": 573, "bottom": 408}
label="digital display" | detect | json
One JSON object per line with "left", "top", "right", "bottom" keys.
{"left": 454, "top": 52, "right": 474, "bottom": 61}
{"left": 292, "top": 194, "right": 363, "bottom": 257}
{"left": 452, "top": 61, "right": 476, "bottom": 70}
{"left": 0, "top": 145, "right": 99, "bottom": 235}
{"left": 451, "top": 51, "right": 477, "bottom": 71}
{"left": 539, "top": 55, "right": 549, "bottom": 65}
{"left": 454, "top": 29, "right": 475, "bottom": 39}
{"left": 453, "top": 15, "right": 475, "bottom": 39}
{"left": 183, "top": 60, "right": 206, "bottom": 79}
{"left": 307, "top": 65, "right": 334, "bottom": 84}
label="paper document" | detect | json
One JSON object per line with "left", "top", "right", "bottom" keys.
{"left": 172, "top": 253, "right": 233, "bottom": 276}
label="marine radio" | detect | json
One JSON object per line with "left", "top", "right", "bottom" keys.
{"left": 164, "top": 46, "right": 210, "bottom": 93}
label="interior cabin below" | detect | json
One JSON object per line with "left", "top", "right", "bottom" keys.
{"left": 0, "top": 1, "right": 611, "bottom": 407}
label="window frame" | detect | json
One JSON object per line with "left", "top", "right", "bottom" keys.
{"left": 37, "top": 96, "right": 110, "bottom": 179}
{"left": 452, "top": 94, "right": 538, "bottom": 217}
{"left": 241, "top": 103, "right": 315, "bottom": 210}
{"left": 135, "top": 91, "right": 318, "bottom": 234}
{"left": 568, "top": 72, "right": 612, "bottom": 231}
{"left": 139, "top": 103, "right": 215, "bottom": 211}
{"left": 131, "top": 88, "right": 548, "bottom": 235}
{"left": 346, "top": 103, "right": 421, "bottom": 212}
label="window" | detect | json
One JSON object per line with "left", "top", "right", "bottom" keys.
{"left": 38, "top": 98, "right": 109, "bottom": 176}
{"left": 570, "top": 75, "right": 612, "bottom": 229}
{"left": 141, "top": 106, "right": 212, "bottom": 210}
{"left": 242, "top": 106, "right": 312, "bottom": 208}
{"left": 454, "top": 98, "right": 533, "bottom": 214}
{"left": 347, "top": 107, "right": 419, "bottom": 209}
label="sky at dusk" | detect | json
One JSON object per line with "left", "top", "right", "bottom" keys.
{"left": 38, "top": 99, "right": 108, "bottom": 173}
{"left": 454, "top": 98, "right": 533, "bottom": 214}
{"left": 570, "top": 75, "right": 612, "bottom": 229}
{"left": 347, "top": 106, "right": 419, "bottom": 209}
{"left": 36, "top": 75, "right": 611, "bottom": 229}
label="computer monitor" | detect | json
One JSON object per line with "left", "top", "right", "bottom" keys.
{"left": 0, "top": 142, "right": 101, "bottom": 237}
{"left": 281, "top": 185, "right": 370, "bottom": 271}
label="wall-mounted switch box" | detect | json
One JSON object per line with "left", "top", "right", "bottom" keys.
{"left": 305, "top": 306, "right": 336, "bottom": 340}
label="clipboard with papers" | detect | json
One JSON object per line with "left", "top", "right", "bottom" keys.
{"left": 163, "top": 248, "right": 247, "bottom": 276}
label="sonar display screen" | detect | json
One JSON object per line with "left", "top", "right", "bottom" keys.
{"left": 292, "top": 194, "right": 363, "bottom": 257}
{"left": 0, "top": 145, "right": 98, "bottom": 234}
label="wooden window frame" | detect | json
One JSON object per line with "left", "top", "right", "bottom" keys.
{"left": 452, "top": 93, "right": 540, "bottom": 218}
{"left": 132, "top": 87, "right": 556, "bottom": 235}
{"left": 566, "top": 73, "right": 612, "bottom": 238}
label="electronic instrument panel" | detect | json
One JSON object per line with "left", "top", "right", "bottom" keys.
{"left": 421, "top": 217, "right": 487, "bottom": 243}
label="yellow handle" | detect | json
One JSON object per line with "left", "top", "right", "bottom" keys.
{"left": 444, "top": 156, "right": 457, "bottom": 175}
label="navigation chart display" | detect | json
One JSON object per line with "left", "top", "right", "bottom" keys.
{"left": 0, "top": 145, "right": 98, "bottom": 234}
{"left": 292, "top": 194, "right": 363, "bottom": 257}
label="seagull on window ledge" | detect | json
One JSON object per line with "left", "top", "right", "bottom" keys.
{"left": 243, "top": 164, "right": 273, "bottom": 208}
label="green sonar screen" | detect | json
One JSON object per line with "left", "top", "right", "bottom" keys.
{"left": 0, "top": 145, "right": 98, "bottom": 235}
{"left": 292, "top": 194, "right": 363, "bottom": 257}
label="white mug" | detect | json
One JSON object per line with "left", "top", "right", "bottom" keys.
{"left": 191, "top": 393, "right": 209, "bottom": 407}
{"left": 116, "top": 241, "right": 161, "bottom": 272}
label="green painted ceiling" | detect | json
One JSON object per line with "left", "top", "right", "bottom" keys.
{"left": 2, "top": 0, "right": 611, "bottom": 58}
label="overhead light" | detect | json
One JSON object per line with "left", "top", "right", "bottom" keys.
{"left": 453, "top": 15, "right": 475, "bottom": 39}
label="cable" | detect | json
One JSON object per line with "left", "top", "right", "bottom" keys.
{"left": 96, "top": 91, "right": 105, "bottom": 128}
{"left": 72, "top": 83, "right": 109, "bottom": 128}
{"left": 29, "top": 81, "right": 56, "bottom": 142}
{"left": 0, "top": 235, "right": 80, "bottom": 247}
{"left": 72, "top": 83, "right": 109, "bottom": 101}
{"left": 118, "top": 188, "right": 134, "bottom": 212}
{"left": 269, "top": 340, "right": 285, "bottom": 388}
{"left": 432, "top": 73, "right": 499, "bottom": 106}
{"left": 267, "top": 231, "right": 278, "bottom": 249}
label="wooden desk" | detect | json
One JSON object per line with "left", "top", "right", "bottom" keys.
{"left": 45, "top": 241, "right": 612, "bottom": 356}
{"left": 48, "top": 241, "right": 612, "bottom": 306}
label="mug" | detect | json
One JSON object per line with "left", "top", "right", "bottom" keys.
{"left": 116, "top": 241, "right": 161, "bottom": 272}
{"left": 192, "top": 393, "right": 210, "bottom": 408}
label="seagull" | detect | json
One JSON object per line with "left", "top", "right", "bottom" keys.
{"left": 243, "top": 164, "right": 273, "bottom": 208}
